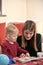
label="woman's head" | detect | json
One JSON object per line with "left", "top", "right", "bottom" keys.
{"left": 6, "top": 23, "right": 19, "bottom": 42}
{"left": 22, "top": 20, "right": 36, "bottom": 40}
{"left": 22, "top": 20, "right": 37, "bottom": 51}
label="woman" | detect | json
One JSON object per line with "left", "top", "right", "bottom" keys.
{"left": 17, "top": 20, "right": 38, "bottom": 57}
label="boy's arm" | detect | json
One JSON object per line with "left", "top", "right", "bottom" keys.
{"left": 17, "top": 43, "right": 28, "bottom": 54}
{"left": 17, "top": 44, "right": 30, "bottom": 57}
{"left": 1, "top": 44, "right": 12, "bottom": 58}
{"left": 1, "top": 44, "right": 8, "bottom": 54}
{"left": 18, "top": 46, "right": 28, "bottom": 54}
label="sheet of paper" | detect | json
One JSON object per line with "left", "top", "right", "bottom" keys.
{"left": 17, "top": 57, "right": 39, "bottom": 63}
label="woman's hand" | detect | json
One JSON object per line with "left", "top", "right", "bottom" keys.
{"left": 20, "top": 53, "right": 30, "bottom": 58}
{"left": 26, "top": 53, "right": 30, "bottom": 57}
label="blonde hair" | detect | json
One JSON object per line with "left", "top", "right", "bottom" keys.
{"left": 22, "top": 20, "right": 38, "bottom": 51}
{"left": 6, "top": 23, "right": 19, "bottom": 37}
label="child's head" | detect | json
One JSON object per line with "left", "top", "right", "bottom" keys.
{"left": 6, "top": 23, "right": 19, "bottom": 42}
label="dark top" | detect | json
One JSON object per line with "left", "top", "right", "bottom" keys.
{"left": 17, "top": 36, "right": 37, "bottom": 57}
{"left": 36, "top": 33, "right": 41, "bottom": 52}
{"left": 1, "top": 40, "right": 28, "bottom": 58}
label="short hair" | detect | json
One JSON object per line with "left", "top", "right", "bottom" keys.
{"left": 6, "top": 23, "right": 19, "bottom": 35}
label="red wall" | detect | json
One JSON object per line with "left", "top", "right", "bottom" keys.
{"left": 0, "top": 23, "right": 24, "bottom": 44}
{"left": 0, "top": 23, "right": 6, "bottom": 45}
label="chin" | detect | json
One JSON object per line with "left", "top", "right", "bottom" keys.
{"left": 26, "top": 38, "right": 30, "bottom": 40}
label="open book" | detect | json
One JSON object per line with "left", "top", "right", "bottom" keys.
{"left": 17, "top": 57, "right": 39, "bottom": 63}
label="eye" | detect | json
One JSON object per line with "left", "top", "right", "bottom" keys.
{"left": 25, "top": 32, "right": 29, "bottom": 35}
{"left": 30, "top": 33, "right": 32, "bottom": 34}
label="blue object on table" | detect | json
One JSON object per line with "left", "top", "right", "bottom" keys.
{"left": 0, "top": 54, "right": 9, "bottom": 65}
{"left": 9, "top": 58, "right": 16, "bottom": 64}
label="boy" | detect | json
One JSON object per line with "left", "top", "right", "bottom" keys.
{"left": 1, "top": 23, "right": 30, "bottom": 59}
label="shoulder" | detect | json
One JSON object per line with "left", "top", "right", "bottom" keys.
{"left": 17, "top": 35, "right": 22, "bottom": 39}
{"left": 17, "top": 35, "right": 22, "bottom": 42}
{"left": 1, "top": 40, "right": 9, "bottom": 47}
{"left": 17, "top": 35, "right": 22, "bottom": 46}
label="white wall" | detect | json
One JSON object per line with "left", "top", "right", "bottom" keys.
{"left": 0, "top": 0, "right": 43, "bottom": 35}
{"left": 0, "top": 0, "right": 27, "bottom": 23}
{"left": 26, "top": 0, "right": 43, "bottom": 35}
{"left": 27, "top": 0, "right": 43, "bottom": 20}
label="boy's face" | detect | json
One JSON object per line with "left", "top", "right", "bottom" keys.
{"left": 8, "top": 31, "right": 18, "bottom": 42}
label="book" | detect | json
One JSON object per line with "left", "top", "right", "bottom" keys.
{"left": 17, "top": 57, "right": 39, "bottom": 63}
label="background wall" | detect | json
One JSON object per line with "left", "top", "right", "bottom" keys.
{"left": 0, "top": 0, "right": 43, "bottom": 35}
{"left": 2, "top": 0, "right": 27, "bottom": 23}
{"left": 27, "top": 0, "right": 43, "bottom": 35}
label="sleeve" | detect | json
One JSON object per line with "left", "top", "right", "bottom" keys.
{"left": 17, "top": 43, "right": 28, "bottom": 54}
{"left": 1, "top": 43, "right": 12, "bottom": 58}
{"left": 1, "top": 44, "right": 8, "bottom": 54}
{"left": 36, "top": 33, "right": 41, "bottom": 52}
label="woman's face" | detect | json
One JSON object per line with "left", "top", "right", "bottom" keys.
{"left": 23, "top": 29, "right": 34, "bottom": 40}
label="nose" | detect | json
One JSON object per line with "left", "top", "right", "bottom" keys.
{"left": 27, "top": 34, "right": 30, "bottom": 37}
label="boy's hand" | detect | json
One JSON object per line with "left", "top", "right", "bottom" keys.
{"left": 26, "top": 53, "right": 30, "bottom": 57}
{"left": 20, "top": 53, "right": 25, "bottom": 58}
{"left": 13, "top": 57, "right": 19, "bottom": 60}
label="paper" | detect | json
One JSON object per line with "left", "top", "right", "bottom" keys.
{"left": 17, "top": 57, "right": 39, "bottom": 63}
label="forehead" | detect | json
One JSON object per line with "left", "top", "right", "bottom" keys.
{"left": 24, "top": 29, "right": 34, "bottom": 33}
{"left": 10, "top": 29, "right": 18, "bottom": 33}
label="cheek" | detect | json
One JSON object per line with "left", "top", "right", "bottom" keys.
{"left": 31, "top": 34, "right": 34, "bottom": 37}
{"left": 24, "top": 34, "right": 33, "bottom": 40}
{"left": 24, "top": 33, "right": 27, "bottom": 37}
{"left": 12, "top": 37, "right": 17, "bottom": 40}
{"left": 24, "top": 33, "right": 30, "bottom": 38}
{"left": 9, "top": 35, "right": 12, "bottom": 39}
{"left": 8, "top": 35, "right": 14, "bottom": 41}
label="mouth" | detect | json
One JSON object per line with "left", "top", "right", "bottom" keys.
{"left": 26, "top": 37, "right": 31, "bottom": 40}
